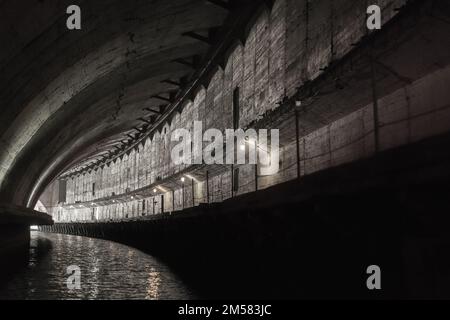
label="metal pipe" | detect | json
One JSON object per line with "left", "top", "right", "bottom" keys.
{"left": 191, "top": 179, "right": 195, "bottom": 207}
{"left": 295, "top": 110, "right": 301, "bottom": 179}
{"left": 182, "top": 183, "right": 185, "bottom": 210}
{"left": 370, "top": 48, "right": 380, "bottom": 153}
{"left": 231, "top": 164, "right": 234, "bottom": 198}
{"left": 172, "top": 189, "right": 175, "bottom": 212}
{"left": 255, "top": 164, "right": 258, "bottom": 191}
{"left": 206, "top": 170, "right": 210, "bottom": 204}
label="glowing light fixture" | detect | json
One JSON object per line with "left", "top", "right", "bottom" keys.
{"left": 246, "top": 138, "right": 255, "bottom": 146}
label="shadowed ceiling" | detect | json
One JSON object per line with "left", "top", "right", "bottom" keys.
{"left": 0, "top": 0, "right": 255, "bottom": 207}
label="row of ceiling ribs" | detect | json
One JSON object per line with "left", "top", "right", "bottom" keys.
{"left": 60, "top": 0, "right": 270, "bottom": 179}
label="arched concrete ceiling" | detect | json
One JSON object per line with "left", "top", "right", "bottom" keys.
{"left": 0, "top": 0, "right": 232, "bottom": 207}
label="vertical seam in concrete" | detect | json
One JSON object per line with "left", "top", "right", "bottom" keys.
{"left": 403, "top": 86, "right": 412, "bottom": 144}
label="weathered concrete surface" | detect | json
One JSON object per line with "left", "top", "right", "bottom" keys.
{"left": 0, "top": 0, "right": 234, "bottom": 207}
{"left": 49, "top": 0, "right": 450, "bottom": 224}
{"left": 1, "top": 0, "right": 423, "bottom": 209}
{"left": 0, "top": 204, "right": 53, "bottom": 225}
{"left": 42, "top": 131, "right": 450, "bottom": 298}
{"left": 1, "top": 0, "right": 450, "bottom": 295}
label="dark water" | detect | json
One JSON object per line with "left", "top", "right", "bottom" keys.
{"left": 0, "top": 231, "right": 196, "bottom": 300}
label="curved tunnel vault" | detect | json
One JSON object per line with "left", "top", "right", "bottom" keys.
{"left": 0, "top": 0, "right": 239, "bottom": 207}
{"left": 2, "top": 0, "right": 450, "bottom": 299}
{"left": 1, "top": 0, "right": 450, "bottom": 216}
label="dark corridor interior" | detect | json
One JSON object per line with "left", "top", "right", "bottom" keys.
{"left": 1, "top": 0, "right": 450, "bottom": 300}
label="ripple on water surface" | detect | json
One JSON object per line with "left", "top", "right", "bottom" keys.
{"left": 0, "top": 231, "right": 196, "bottom": 300}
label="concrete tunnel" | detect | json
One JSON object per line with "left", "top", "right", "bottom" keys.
{"left": 1, "top": 0, "right": 450, "bottom": 299}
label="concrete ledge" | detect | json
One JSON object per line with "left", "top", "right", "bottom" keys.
{"left": 0, "top": 204, "right": 53, "bottom": 225}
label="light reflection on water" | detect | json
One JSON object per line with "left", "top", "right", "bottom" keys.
{"left": 0, "top": 231, "right": 196, "bottom": 300}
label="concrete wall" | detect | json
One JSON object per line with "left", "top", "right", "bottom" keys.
{"left": 41, "top": 132, "right": 450, "bottom": 299}
{"left": 48, "top": 0, "right": 450, "bottom": 223}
